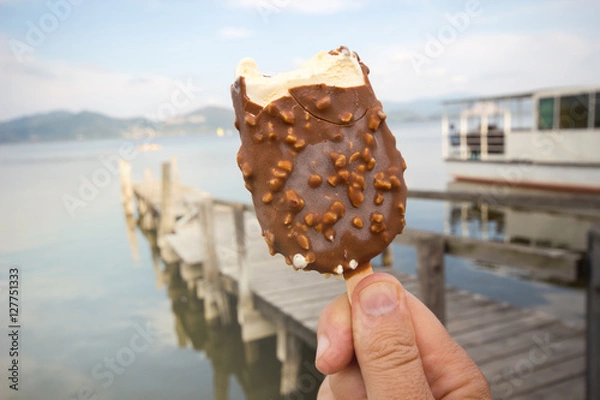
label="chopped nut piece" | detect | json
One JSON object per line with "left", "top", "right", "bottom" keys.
{"left": 278, "top": 160, "right": 293, "bottom": 172}
{"left": 368, "top": 113, "right": 381, "bottom": 131}
{"left": 374, "top": 179, "right": 392, "bottom": 190}
{"left": 241, "top": 162, "right": 253, "bottom": 178}
{"left": 294, "top": 139, "right": 306, "bottom": 150}
{"left": 338, "top": 169, "right": 349, "bottom": 182}
{"left": 349, "top": 151, "right": 361, "bottom": 163}
{"left": 330, "top": 201, "right": 346, "bottom": 217}
{"left": 322, "top": 211, "right": 338, "bottom": 225}
{"left": 280, "top": 110, "right": 295, "bottom": 124}
{"left": 324, "top": 228, "right": 336, "bottom": 241}
{"left": 296, "top": 234, "right": 310, "bottom": 250}
{"left": 304, "top": 213, "right": 319, "bottom": 227}
{"left": 245, "top": 113, "right": 257, "bottom": 126}
{"left": 330, "top": 152, "right": 347, "bottom": 169}
{"left": 308, "top": 174, "right": 323, "bottom": 188}
{"left": 264, "top": 230, "right": 275, "bottom": 245}
{"left": 284, "top": 189, "right": 305, "bottom": 211}
{"left": 371, "top": 213, "right": 384, "bottom": 223}
{"left": 262, "top": 192, "right": 273, "bottom": 203}
{"left": 327, "top": 175, "right": 339, "bottom": 187}
{"left": 269, "top": 178, "right": 284, "bottom": 191}
{"left": 370, "top": 223, "right": 386, "bottom": 233}
{"left": 285, "top": 134, "right": 297, "bottom": 144}
{"left": 352, "top": 217, "right": 364, "bottom": 228}
{"left": 374, "top": 193, "right": 384, "bottom": 205}
{"left": 340, "top": 111, "right": 353, "bottom": 123}
{"left": 348, "top": 185, "right": 364, "bottom": 207}
{"left": 272, "top": 168, "right": 288, "bottom": 179}
{"left": 316, "top": 95, "right": 331, "bottom": 110}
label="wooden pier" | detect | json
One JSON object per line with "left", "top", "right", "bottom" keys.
{"left": 122, "top": 160, "right": 598, "bottom": 400}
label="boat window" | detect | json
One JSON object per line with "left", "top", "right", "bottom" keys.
{"left": 538, "top": 97, "right": 554, "bottom": 130}
{"left": 594, "top": 92, "right": 600, "bottom": 128}
{"left": 559, "top": 94, "right": 589, "bottom": 129}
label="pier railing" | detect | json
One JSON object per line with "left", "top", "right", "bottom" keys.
{"left": 121, "top": 159, "right": 599, "bottom": 399}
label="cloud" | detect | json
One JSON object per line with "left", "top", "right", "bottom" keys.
{"left": 218, "top": 26, "right": 252, "bottom": 39}
{"left": 0, "top": 38, "right": 208, "bottom": 121}
{"left": 363, "top": 31, "right": 600, "bottom": 103}
{"left": 227, "top": 0, "right": 366, "bottom": 15}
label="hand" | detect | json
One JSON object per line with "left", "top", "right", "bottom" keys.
{"left": 315, "top": 273, "right": 492, "bottom": 399}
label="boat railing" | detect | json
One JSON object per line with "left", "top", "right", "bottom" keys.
{"left": 443, "top": 107, "right": 510, "bottom": 161}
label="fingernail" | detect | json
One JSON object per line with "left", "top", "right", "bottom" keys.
{"left": 316, "top": 334, "right": 330, "bottom": 360}
{"left": 359, "top": 282, "right": 399, "bottom": 316}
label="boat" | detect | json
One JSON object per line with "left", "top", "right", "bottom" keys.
{"left": 442, "top": 86, "right": 600, "bottom": 193}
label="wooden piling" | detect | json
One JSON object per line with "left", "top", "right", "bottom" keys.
{"left": 159, "top": 162, "right": 174, "bottom": 237}
{"left": 198, "top": 194, "right": 230, "bottom": 325}
{"left": 171, "top": 156, "right": 179, "bottom": 183}
{"left": 277, "top": 322, "right": 302, "bottom": 395}
{"left": 233, "top": 204, "right": 275, "bottom": 342}
{"left": 382, "top": 246, "right": 393, "bottom": 267}
{"left": 416, "top": 234, "right": 446, "bottom": 324}
{"left": 119, "top": 160, "right": 134, "bottom": 216}
{"left": 587, "top": 225, "right": 600, "bottom": 400}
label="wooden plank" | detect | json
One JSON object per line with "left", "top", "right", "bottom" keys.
{"left": 466, "top": 321, "right": 583, "bottom": 365}
{"left": 447, "top": 305, "right": 523, "bottom": 335}
{"left": 480, "top": 335, "right": 585, "bottom": 382}
{"left": 446, "top": 295, "right": 499, "bottom": 320}
{"left": 394, "top": 228, "right": 581, "bottom": 281}
{"left": 491, "top": 355, "right": 585, "bottom": 399}
{"left": 453, "top": 313, "right": 554, "bottom": 348}
{"left": 588, "top": 225, "right": 600, "bottom": 400}
{"left": 164, "top": 221, "right": 205, "bottom": 265}
{"left": 511, "top": 374, "right": 585, "bottom": 400}
{"left": 416, "top": 234, "right": 446, "bottom": 324}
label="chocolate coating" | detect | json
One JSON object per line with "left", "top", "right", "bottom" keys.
{"left": 231, "top": 49, "right": 407, "bottom": 275}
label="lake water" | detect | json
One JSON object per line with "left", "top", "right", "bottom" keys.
{"left": 0, "top": 121, "right": 587, "bottom": 400}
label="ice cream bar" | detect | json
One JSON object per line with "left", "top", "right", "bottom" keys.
{"left": 231, "top": 46, "right": 407, "bottom": 279}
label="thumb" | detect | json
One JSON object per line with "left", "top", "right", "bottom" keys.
{"left": 351, "top": 273, "right": 434, "bottom": 400}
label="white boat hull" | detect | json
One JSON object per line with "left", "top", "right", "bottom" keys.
{"left": 446, "top": 159, "right": 600, "bottom": 193}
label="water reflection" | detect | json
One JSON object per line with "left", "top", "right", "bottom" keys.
{"left": 141, "top": 228, "right": 323, "bottom": 400}
{"left": 444, "top": 182, "right": 598, "bottom": 252}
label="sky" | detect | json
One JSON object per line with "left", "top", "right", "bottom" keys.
{"left": 0, "top": 0, "right": 598, "bottom": 122}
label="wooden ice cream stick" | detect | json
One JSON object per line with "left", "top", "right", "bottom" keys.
{"left": 344, "top": 261, "right": 374, "bottom": 304}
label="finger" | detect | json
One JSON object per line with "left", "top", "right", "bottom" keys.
{"left": 327, "top": 359, "right": 367, "bottom": 400}
{"left": 317, "top": 376, "right": 336, "bottom": 400}
{"left": 405, "top": 291, "right": 492, "bottom": 399}
{"left": 315, "top": 293, "right": 353, "bottom": 375}
{"left": 351, "top": 273, "right": 435, "bottom": 400}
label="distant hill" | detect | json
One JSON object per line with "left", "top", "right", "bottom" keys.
{"left": 161, "top": 106, "right": 235, "bottom": 136}
{"left": 0, "top": 106, "right": 236, "bottom": 143}
{"left": 0, "top": 95, "right": 466, "bottom": 143}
